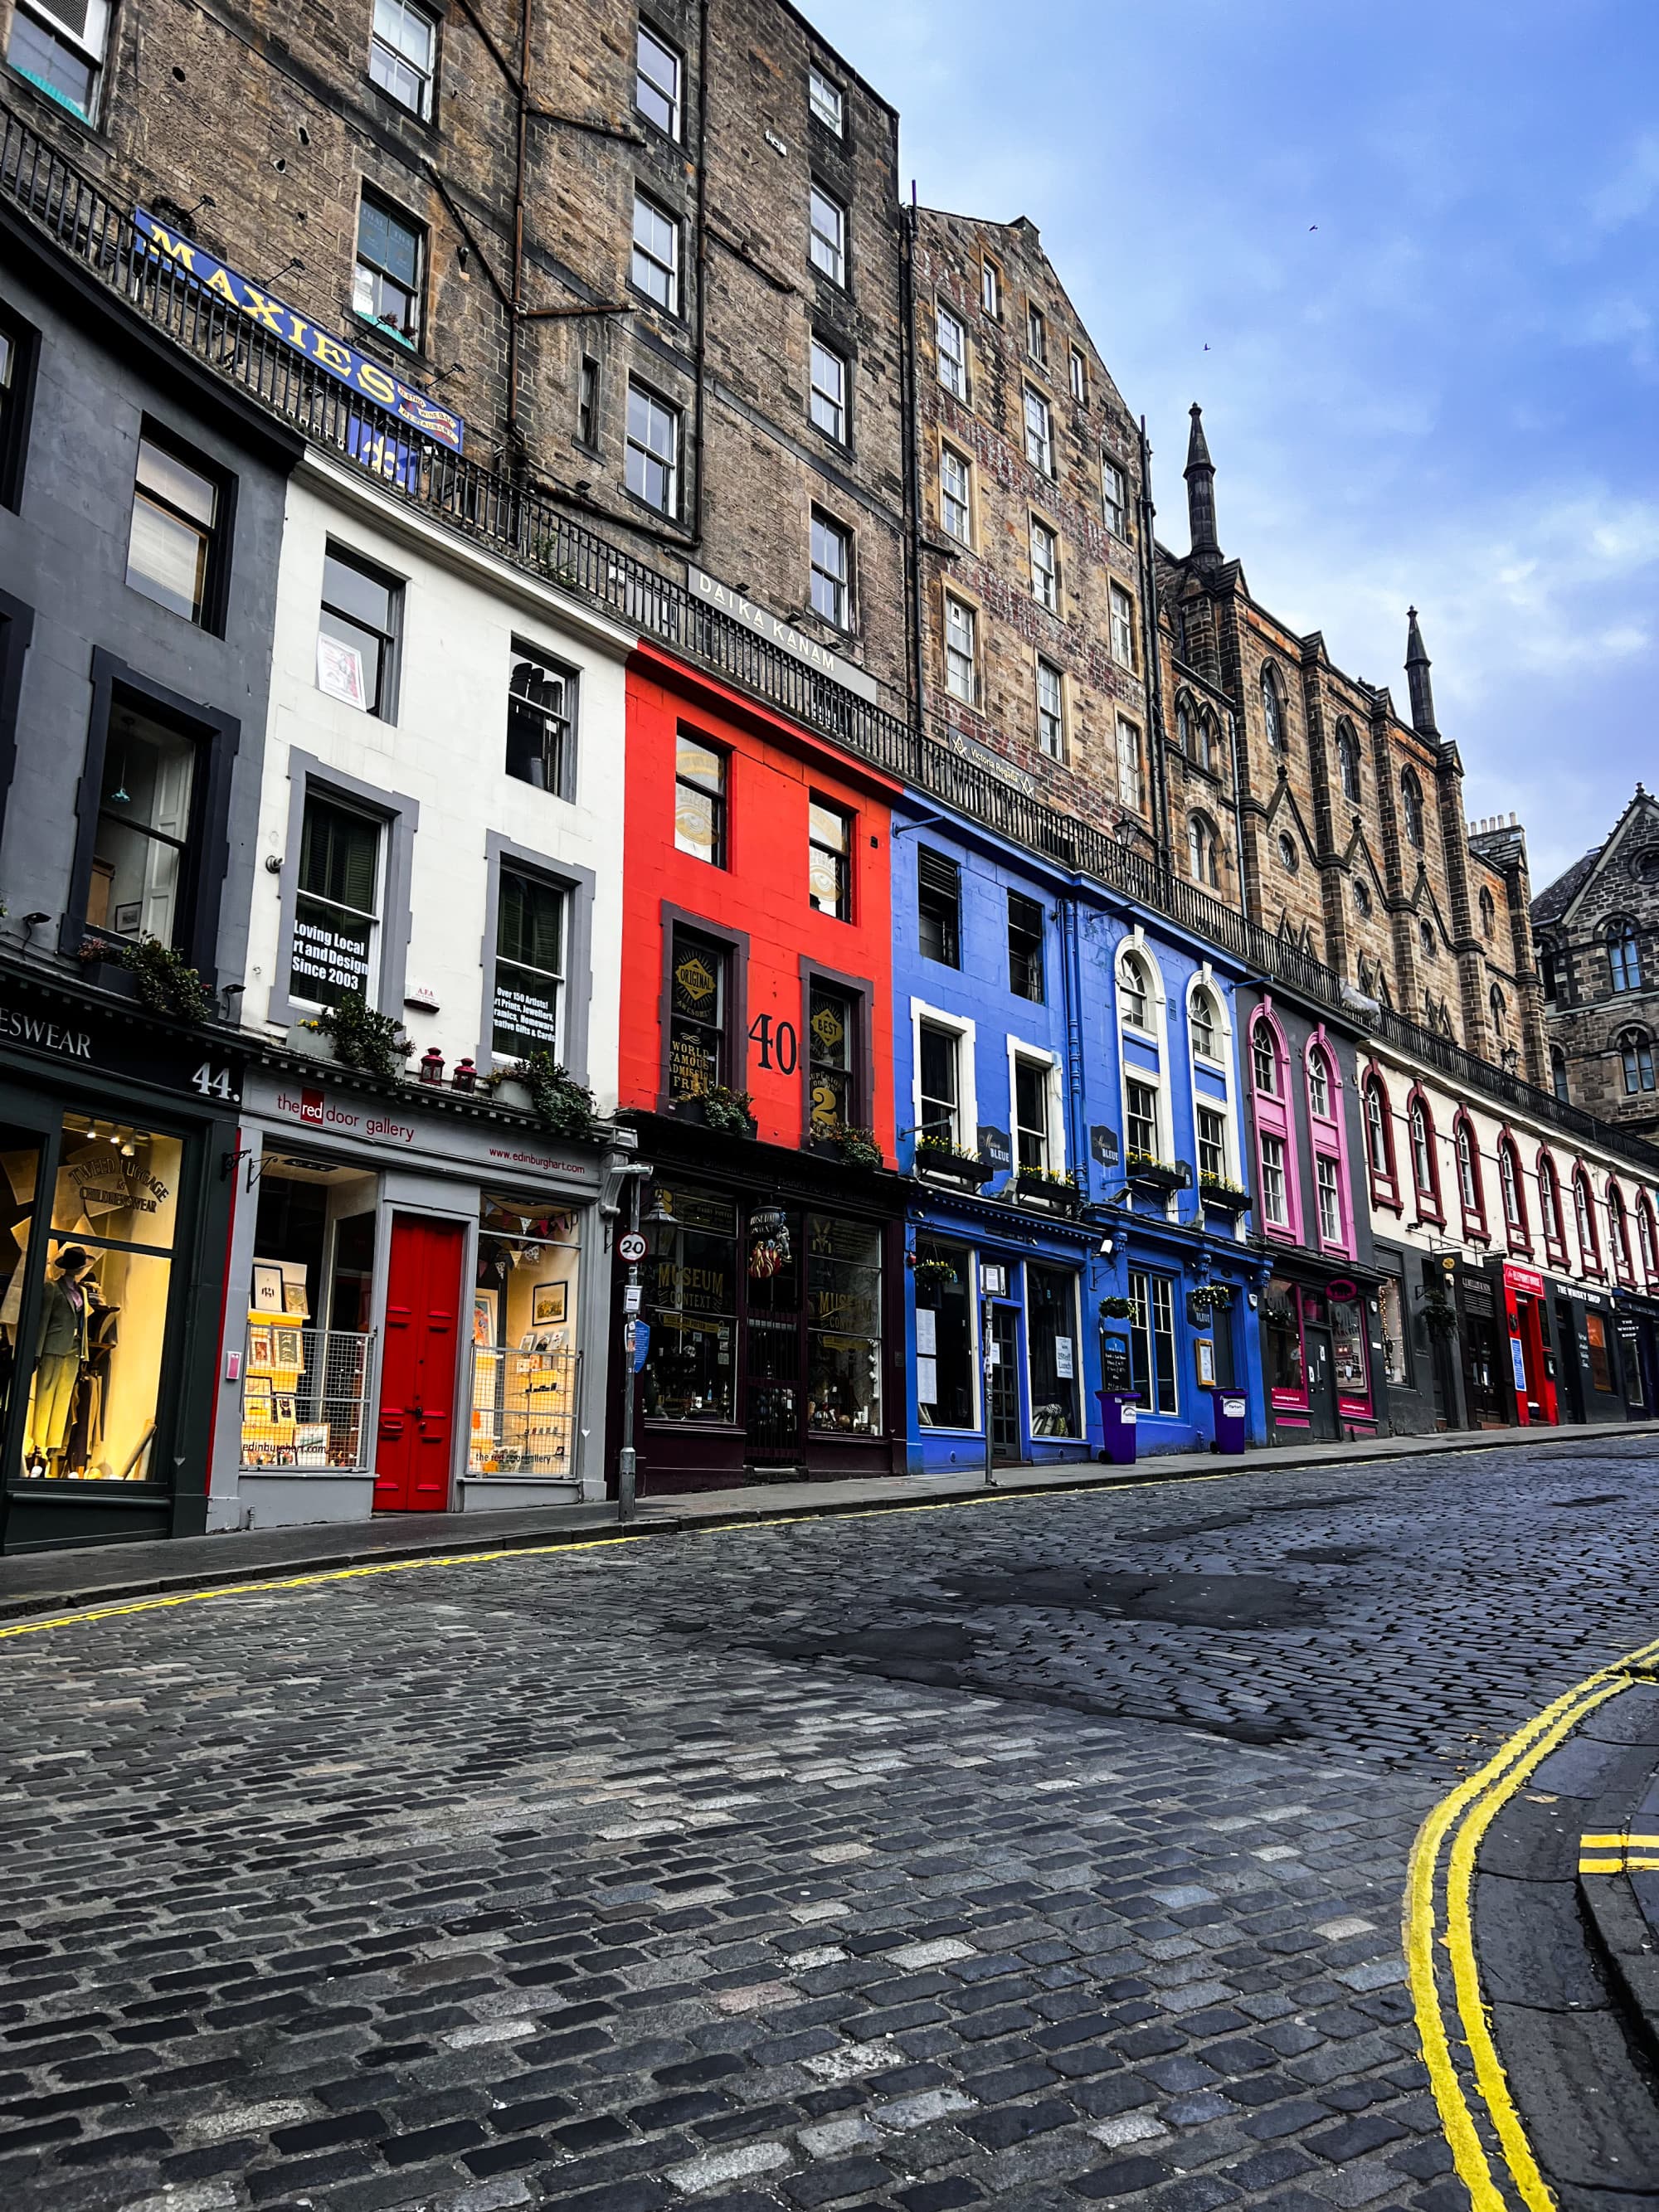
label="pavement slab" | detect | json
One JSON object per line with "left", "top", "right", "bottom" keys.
{"left": 0, "top": 1436, "right": 1656, "bottom": 2208}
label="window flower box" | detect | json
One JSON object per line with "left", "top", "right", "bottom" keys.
{"left": 915, "top": 1142, "right": 995, "bottom": 1189}
{"left": 1199, "top": 1174, "right": 1252, "bottom": 1216}
{"left": 675, "top": 1090, "right": 758, "bottom": 1138}
{"left": 1126, "top": 1153, "right": 1190, "bottom": 1193}
{"left": 1014, "top": 1168, "right": 1080, "bottom": 1214}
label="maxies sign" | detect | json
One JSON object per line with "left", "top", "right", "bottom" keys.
{"left": 134, "top": 211, "right": 465, "bottom": 454}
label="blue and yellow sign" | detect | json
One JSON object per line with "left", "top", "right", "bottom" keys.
{"left": 134, "top": 210, "right": 465, "bottom": 454}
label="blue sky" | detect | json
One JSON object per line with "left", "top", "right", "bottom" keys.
{"left": 813, "top": 0, "right": 1659, "bottom": 892}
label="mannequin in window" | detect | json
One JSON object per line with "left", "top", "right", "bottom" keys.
{"left": 24, "top": 1245, "right": 97, "bottom": 1473}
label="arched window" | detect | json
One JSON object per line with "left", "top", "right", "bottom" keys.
{"left": 1335, "top": 721, "right": 1360, "bottom": 804}
{"left": 1190, "top": 986, "right": 1219, "bottom": 1061}
{"left": 1261, "top": 666, "right": 1285, "bottom": 752}
{"left": 1119, "top": 950, "right": 1151, "bottom": 1030}
{"left": 1454, "top": 1114, "right": 1485, "bottom": 1228}
{"left": 1620, "top": 1030, "right": 1656, "bottom": 1095}
{"left": 1253, "top": 1021, "right": 1280, "bottom": 1096}
{"left": 1479, "top": 887, "right": 1496, "bottom": 938}
{"left": 1307, "top": 1047, "right": 1331, "bottom": 1121}
{"left": 1488, "top": 983, "right": 1507, "bottom": 1048}
{"left": 1175, "top": 698, "right": 1191, "bottom": 756}
{"left": 1354, "top": 878, "right": 1372, "bottom": 919}
{"left": 1364, "top": 1075, "right": 1394, "bottom": 1183}
{"left": 1419, "top": 919, "right": 1436, "bottom": 959}
{"left": 1408, "top": 1094, "right": 1438, "bottom": 1210}
{"left": 1498, "top": 1137, "right": 1527, "bottom": 1242}
{"left": 1538, "top": 1150, "right": 1565, "bottom": 1257}
{"left": 1277, "top": 831, "right": 1299, "bottom": 874}
{"left": 1550, "top": 1047, "right": 1570, "bottom": 1104}
{"left": 1608, "top": 1183, "right": 1633, "bottom": 1281}
{"left": 1401, "top": 768, "right": 1425, "bottom": 848}
{"left": 1638, "top": 1195, "right": 1659, "bottom": 1283}
{"left": 1573, "top": 1165, "right": 1601, "bottom": 1271}
{"left": 1539, "top": 940, "right": 1559, "bottom": 1001}
{"left": 1188, "top": 813, "right": 1219, "bottom": 887}
{"left": 1194, "top": 712, "right": 1216, "bottom": 772}
{"left": 1609, "top": 921, "right": 1642, "bottom": 994}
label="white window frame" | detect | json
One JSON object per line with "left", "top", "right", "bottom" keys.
{"left": 1035, "top": 657, "right": 1065, "bottom": 761}
{"left": 1316, "top": 1153, "right": 1343, "bottom": 1247}
{"left": 1070, "top": 348, "right": 1087, "bottom": 404}
{"left": 1026, "top": 302, "right": 1047, "bottom": 362}
{"left": 810, "top": 510, "right": 852, "bottom": 629}
{"left": 630, "top": 190, "right": 680, "bottom": 312}
{"left": 1185, "top": 970, "right": 1238, "bottom": 1189}
{"left": 944, "top": 595, "right": 977, "bottom": 704}
{"left": 809, "top": 184, "right": 847, "bottom": 285}
{"left": 1023, "top": 386, "right": 1053, "bottom": 474}
{"left": 808, "top": 63, "right": 844, "bottom": 133}
{"left": 370, "top": 0, "right": 437, "bottom": 118}
{"left": 1029, "top": 515, "right": 1058, "bottom": 612}
{"left": 625, "top": 381, "right": 679, "bottom": 514}
{"left": 635, "top": 21, "right": 682, "bottom": 139}
{"left": 1128, "top": 1268, "right": 1180, "bottom": 1417}
{"left": 911, "top": 999, "right": 978, "bottom": 1156}
{"left": 937, "top": 304, "right": 968, "bottom": 398}
{"left": 939, "top": 444, "right": 971, "bottom": 543}
{"left": 1102, "top": 455, "right": 1126, "bottom": 537}
{"left": 1007, "top": 1037, "right": 1065, "bottom": 1176}
{"left": 1260, "top": 1132, "right": 1290, "bottom": 1228}
{"left": 1196, "top": 1105, "right": 1228, "bottom": 1184}
{"left": 1117, "top": 717, "right": 1143, "bottom": 809}
{"left": 810, "top": 337, "right": 847, "bottom": 443}
{"left": 7, "top": 0, "right": 110, "bottom": 122}
{"left": 981, "top": 258, "right": 1002, "bottom": 317}
{"left": 1110, "top": 582, "right": 1136, "bottom": 667}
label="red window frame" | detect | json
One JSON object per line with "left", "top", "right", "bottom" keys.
{"left": 1496, "top": 1130, "right": 1530, "bottom": 1257}
{"left": 1571, "top": 1160, "right": 1603, "bottom": 1277}
{"left": 1537, "top": 1148, "right": 1568, "bottom": 1269}
{"left": 1405, "top": 1084, "right": 1443, "bottom": 1227}
{"left": 1608, "top": 1179, "right": 1636, "bottom": 1288}
{"left": 1452, "top": 1111, "right": 1487, "bottom": 1242}
{"left": 1361, "top": 1065, "right": 1400, "bottom": 1212}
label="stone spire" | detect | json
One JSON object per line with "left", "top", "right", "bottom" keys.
{"left": 1405, "top": 606, "right": 1438, "bottom": 736}
{"left": 1184, "top": 404, "right": 1220, "bottom": 570}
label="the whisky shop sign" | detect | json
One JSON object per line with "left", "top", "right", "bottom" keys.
{"left": 133, "top": 211, "right": 466, "bottom": 454}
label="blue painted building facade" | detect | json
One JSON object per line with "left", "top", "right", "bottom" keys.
{"left": 890, "top": 796, "right": 1269, "bottom": 1469}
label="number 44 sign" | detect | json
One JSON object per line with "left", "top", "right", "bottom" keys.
{"left": 190, "top": 1062, "right": 237, "bottom": 1102}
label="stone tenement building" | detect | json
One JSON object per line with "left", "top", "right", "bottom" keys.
{"left": 1155, "top": 413, "right": 1545, "bottom": 1082}
{"left": 0, "top": 0, "right": 913, "bottom": 707}
{"left": 911, "top": 207, "right": 1162, "bottom": 856}
{"left": 1533, "top": 787, "right": 1659, "bottom": 1137}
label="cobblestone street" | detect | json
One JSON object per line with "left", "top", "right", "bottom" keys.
{"left": 3, "top": 1437, "right": 1658, "bottom": 2212}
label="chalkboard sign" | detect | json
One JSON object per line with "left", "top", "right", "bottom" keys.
{"left": 1100, "top": 1334, "right": 1133, "bottom": 1393}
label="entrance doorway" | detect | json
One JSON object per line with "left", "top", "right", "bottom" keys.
{"left": 1554, "top": 1302, "right": 1585, "bottom": 1425}
{"left": 375, "top": 1214, "right": 465, "bottom": 1511}
{"left": 989, "top": 1304, "right": 1021, "bottom": 1461}
{"left": 1303, "top": 1324, "right": 1339, "bottom": 1441}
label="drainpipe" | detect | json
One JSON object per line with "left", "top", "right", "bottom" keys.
{"left": 1061, "top": 889, "right": 1088, "bottom": 1184}
{"left": 899, "top": 185, "right": 926, "bottom": 759}
{"left": 1137, "top": 415, "right": 1171, "bottom": 875}
{"left": 688, "top": 0, "right": 710, "bottom": 547}
{"left": 506, "top": 0, "right": 532, "bottom": 436}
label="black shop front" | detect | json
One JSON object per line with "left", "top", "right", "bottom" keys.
{"left": 0, "top": 961, "right": 241, "bottom": 1550}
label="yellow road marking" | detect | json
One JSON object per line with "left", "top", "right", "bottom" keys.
{"left": 1579, "top": 1832, "right": 1659, "bottom": 1848}
{"left": 1407, "top": 1634, "right": 1659, "bottom": 2212}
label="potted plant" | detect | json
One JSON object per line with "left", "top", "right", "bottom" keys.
{"left": 490, "top": 1052, "right": 599, "bottom": 1139}
{"left": 1014, "top": 1164, "right": 1081, "bottom": 1213}
{"left": 914, "top": 1135, "right": 995, "bottom": 1187}
{"left": 299, "top": 992, "right": 412, "bottom": 1080}
{"left": 1099, "top": 1294, "right": 1134, "bottom": 1320}
{"left": 1126, "top": 1150, "right": 1191, "bottom": 1193}
{"left": 912, "top": 1255, "right": 959, "bottom": 1290}
{"left": 1186, "top": 1281, "right": 1232, "bottom": 1312}
{"left": 674, "top": 1084, "right": 756, "bottom": 1135}
{"left": 810, "top": 1124, "right": 884, "bottom": 1168}
{"left": 1199, "top": 1171, "right": 1252, "bottom": 1215}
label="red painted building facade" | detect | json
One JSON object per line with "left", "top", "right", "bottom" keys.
{"left": 616, "top": 648, "right": 906, "bottom": 1490}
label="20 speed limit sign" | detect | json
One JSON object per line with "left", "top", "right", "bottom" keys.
{"left": 618, "top": 1232, "right": 648, "bottom": 1263}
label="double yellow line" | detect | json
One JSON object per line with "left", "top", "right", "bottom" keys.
{"left": 1405, "top": 1635, "right": 1659, "bottom": 2212}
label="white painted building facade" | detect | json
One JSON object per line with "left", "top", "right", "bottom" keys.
{"left": 208, "top": 456, "right": 635, "bottom": 1529}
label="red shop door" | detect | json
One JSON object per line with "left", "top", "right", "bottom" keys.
{"left": 374, "top": 1215, "right": 465, "bottom": 1512}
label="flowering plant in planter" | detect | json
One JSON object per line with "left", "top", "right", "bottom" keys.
{"left": 302, "top": 992, "right": 412, "bottom": 1080}
{"left": 831, "top": 1125, "right": 884, "bottom": 1169}
{"left": 116, "top": 936, "right": 212, "bottom": 1024}
{"left": 701, "top": 1085, "right": 756, "bottom": 1135}
{"left": 912, "top": 1256, "right": 959, "bottom": 1289}
{"left": 1187, "top": 1282, "right": 1232, "bottom": 1311}
{"left": 1199, "top": 1172, "right": 1251, "bottom": 1207}
{"left": 1099, "top": 1294, "right": 1135, "bottom": 1320}
{"left": 491, "top": 1052, "right": 599, "bottom": 1140}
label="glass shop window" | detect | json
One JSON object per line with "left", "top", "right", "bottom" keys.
{"left": 914, "top": 1235, "right": 974, "bottom": 1430}
{"left": 806, "top": 1214, "right": 882, "bottom": 1435}
{"left": 242, "top": 1158, "right": 377, "bottom": 1471}
{"left": 1026, "top": 1262, "right": 1080, "bottom": 1437}
{"left": 1378, "top": 1276, "right": 1409, "bottom": 1386}
{"left": 85, "top": 697, "right": 200, "bottom": 953}
{"left": 290, "top": 790, "right": 382, "bottom": 1008}
{"left": 808, "top": 983, "right": 858, "bottom": 1137}
{"left": 10, "top": 1114, "right": 183, "bottom": 1485}
{"left": 1587, "top": 1312, "right": 1614, "bottom": 1394}
{"left": 1264, "top": 1276, "right": 1305, "bottom": 1394}
{"left": 0, "top": 1123, "right": 44, "bottom": 1459}
{"left": 492, "top": 868, "right": 566, "bottom": 1061}
{"left": 642, "top": 1186, "right": 738, "bottom": 1424}
{"left": 1128, "top": 1266, "right": 1178, "bottom": 1416}
{"left": 667, "top": 926, "right": 729, "bottom": 1100}
{"left": 469, "top": 1194, "right": 582, "bottom": 1478}
{"left": 1331, "top": 1296, "right": 1369, "bottom": 1397}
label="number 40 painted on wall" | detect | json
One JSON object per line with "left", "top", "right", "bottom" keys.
{"left": 747, "top": 1016, "right": 798, "bottom": 1075}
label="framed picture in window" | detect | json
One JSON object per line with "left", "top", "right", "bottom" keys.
{"left": 272, "top": 1326, "right": 304, "bottom": 1372}
{"left": 294, "top": 1422, "right": 328, "bottom": 1467}
{"left": 1194, "top": 1336, "right": 1216, "bottom": 1389}
{"left": 271, "top": 1393, "right": 297, "bottom": 1426}
{"left": 247, "top": 1325, "right": 275, "bottom": 1369}
{"left": 112, "top": 902, "right": 143, "bottom": 936}
{"left": 251, "top": 1262, "right": 285, "bottom": 1314}
{"left": 243, "top": 1374, "right": 273, "bottom": 1412}
{"left": 317, "top": 633, "right": 367, "bottom": 709}
{"left": 532, "top": 1281, "right": 567, "bottom": 1326}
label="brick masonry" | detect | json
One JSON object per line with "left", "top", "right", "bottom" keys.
{"left": 1532, "top": 787, "right": 1659, "bottom": 1136}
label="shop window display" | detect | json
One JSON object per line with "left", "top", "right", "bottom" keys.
{"left": 1264, "top": 1276, "right": 1305, "bottom": 1395}
{"left": 915, "top": 1236, "right": 975, "bottom": 1430}
{"left": 1331, "top": 1296, "right": 1369, "bottom": 1398}
{"left": 806, "top": 1214, "right": 881, "bottom": 1435}
{"left": 1378, "top": 1276, "right": 1409, "bottom": 1385}
{"left": 7, "top": 1114, "right": 182, "bottom": 1484}
{"left": 240, "top": 1159, "right": 377, "bottom": 1470}
{"left": 644, "top": 1186, "right": 738, "bottom": 1422}
{"left": 469, "top": 1192, "right": 581, "bottom": 1475}
{"left": 1025, "top": 1262, "right": 1080, "bottom": 1436}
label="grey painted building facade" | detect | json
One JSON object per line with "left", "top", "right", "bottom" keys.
{"left": 0, "top": 202, "right": 297, "bottom": 1549}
